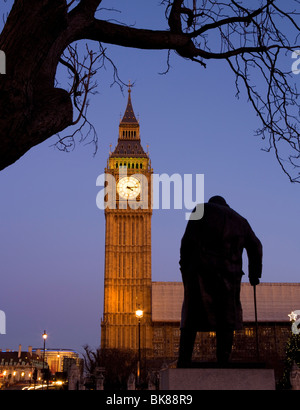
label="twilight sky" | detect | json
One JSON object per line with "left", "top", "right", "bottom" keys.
{"left": 0, "top": 1, "right": 299, "bottom": 356}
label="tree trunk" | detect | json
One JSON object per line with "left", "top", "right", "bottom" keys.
{"left": 0, "top": 1, "right": 191, "bottom": 170}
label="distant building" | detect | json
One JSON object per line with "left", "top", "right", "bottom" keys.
{"left": 0, "top": 345, "right": 45, "bottom": 387}
{"left": 33, "top": 348, "right": 82, "bottom": 375}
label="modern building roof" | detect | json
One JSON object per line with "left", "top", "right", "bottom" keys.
{"left": 151, "top": 282, "right": 300, "bottom": 323}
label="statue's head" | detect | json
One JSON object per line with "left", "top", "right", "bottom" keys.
{"left": 208, "top": 196, "right": 228, "bottom": 207}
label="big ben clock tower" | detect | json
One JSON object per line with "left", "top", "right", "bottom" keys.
{"left": 101, "top": 85, "right": 153, "bottom": 354}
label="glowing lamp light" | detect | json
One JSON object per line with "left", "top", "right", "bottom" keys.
{"left": 135, "top": 308, "right": 144, "bottom": 386}
{"left": 135, "top": 309, "right": 144, "bottom": 319}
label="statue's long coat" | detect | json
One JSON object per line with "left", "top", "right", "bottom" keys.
{"left": 180, "top": 202, "right": 262, "bottom": 331}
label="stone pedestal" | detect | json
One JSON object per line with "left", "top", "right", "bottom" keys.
{"left": 160, "top": 367, "right": 275, "bottom": 390}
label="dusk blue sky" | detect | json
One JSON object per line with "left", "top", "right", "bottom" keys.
{"left": 0, "top": 1, "right": 299, "bottom": 356}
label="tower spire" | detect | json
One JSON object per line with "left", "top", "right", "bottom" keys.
{"left": 110, "top": 84, "right": 148, "bottom": 157}
{"left": 120, "top": 81, "right": 138, "bottom": 124}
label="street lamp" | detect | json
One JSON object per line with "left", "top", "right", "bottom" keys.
{"left": 135, "top": 309, "right": 143, "bottom": 387}
{"left": 57, "top": 354, "right": 61, "bottom": 373}
{"left": 42, "top": 330, "right": 47, "bottom": 389}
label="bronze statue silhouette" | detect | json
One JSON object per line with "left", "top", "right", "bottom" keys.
{"left": 177, "top": 196, "right": 262, "bottom": 367}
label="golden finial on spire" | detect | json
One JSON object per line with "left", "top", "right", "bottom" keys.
{"left": 128, "top": 80, "right": 132, "bottom": 95}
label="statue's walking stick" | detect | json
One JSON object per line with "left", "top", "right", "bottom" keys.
{"left": 253, "top": 284, "right": 260, "bottom": 361}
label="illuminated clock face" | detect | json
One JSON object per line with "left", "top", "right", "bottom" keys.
{"left": 117, "top": 176, "right": 141, "bottom": 199}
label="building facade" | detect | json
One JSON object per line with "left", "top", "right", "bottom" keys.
{"left": 0, "top": 345, "right": 45, "bottom": 387}
{"left": 40, "top": 349, "right": 81, "bottom": 375}
{"left": 151, "top": 281, "right": 300, "bottom": 380}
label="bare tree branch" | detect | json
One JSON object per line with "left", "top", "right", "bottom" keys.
{"left": 0, "top": 0, "right": 300, "bottom": 181}
{"left": 53, "top": 42, "right": 104, "bottom": 154}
